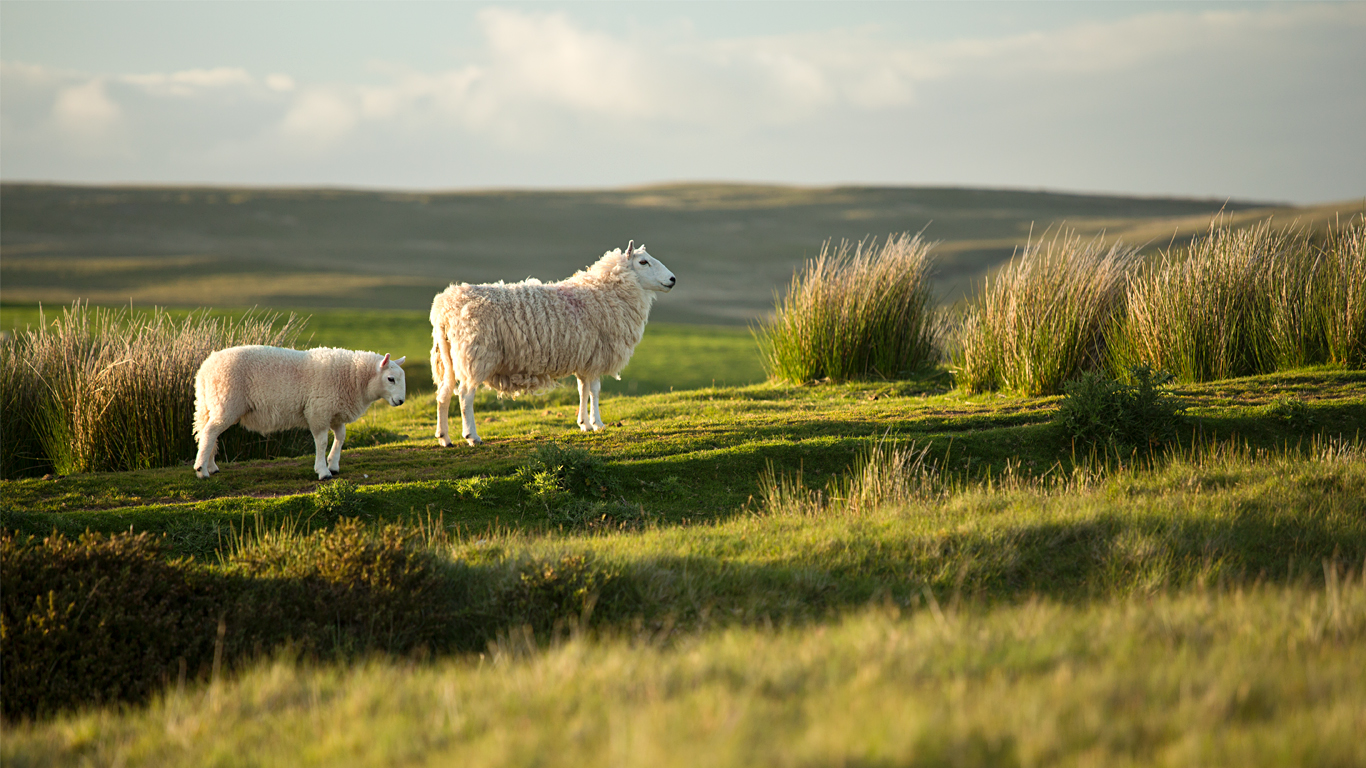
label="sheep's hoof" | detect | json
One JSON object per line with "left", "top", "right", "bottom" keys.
{"left": 317, "top": 472, "right": 334, "bottom": 481}
{"left": 465, "top": 436, "right": 483, "bottom": 447}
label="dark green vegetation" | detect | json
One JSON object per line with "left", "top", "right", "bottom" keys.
{"left": 5, "top": 182, "right": 1341, "bottom": 324}
{"left": 1055, "top": 365, "right": 1187, "bottom": 457}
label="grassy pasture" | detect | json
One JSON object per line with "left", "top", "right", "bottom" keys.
{"left": 3, "top": 368, "right": 1365, "bottom": 763}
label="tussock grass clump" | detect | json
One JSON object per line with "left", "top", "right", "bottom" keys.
{"left": 954, "top": 231, "right": 1138, "bottom": 396}
{"left": 0, "top": 302, "right": 307, "bottom": 477}
{"left": 755, "top": 233, "right": 938, "bottom": 383}
{"left": 1110, "top": 217, "right": 1366, "bottom": 381}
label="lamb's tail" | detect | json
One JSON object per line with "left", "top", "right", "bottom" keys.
{"left": 431, "top": 320, "right": 456, "bottom": 393}
{"left": 192, "top": 364, "right": 209, "bottom": 439}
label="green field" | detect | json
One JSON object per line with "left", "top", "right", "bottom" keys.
{"left": 3, "top": 184, "right": 1366, "bottom": 765}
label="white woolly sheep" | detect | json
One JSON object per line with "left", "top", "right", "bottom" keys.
{"left": 193, "top": 345, "right": 407, "bottom": 480}
{"left": 430, "top": 240, "right": 676, "bottom": 446}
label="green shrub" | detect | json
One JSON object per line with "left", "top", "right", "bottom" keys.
{"left": 953, "top": 231, "right": 1138, "bottom": 396}
{"left": 313, "top": 478, "right": 365, "bottom": 517}
{"left": 0, "top": 529, "right": 219, "bottom": 720}
{"left": 0, "top": 303, "right": 311, "bottom": 478}
{"left": 755, "top": 233, "right": 938, "bottom": 383}
{"left": 1055, "top": 365, "right": 1186, "bottom": 458}
{"left": 517, "top": 444, "right": 618, "bottom": 506}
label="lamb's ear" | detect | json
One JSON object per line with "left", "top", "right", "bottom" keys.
{"left": 625, "top": 239, "right": 635, "bottom": 257}
{"left": 394, "top": 356, "right": 406, "bottom": 367}
{"left": 378, "top": 353, "right": 391, "bottom": 371}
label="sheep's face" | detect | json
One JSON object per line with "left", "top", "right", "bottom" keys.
{"left": 628, "top": 246, "right": 677, "bottom": 292}
{"left": 376, "top": 354, "right": 408, "bottom": 407}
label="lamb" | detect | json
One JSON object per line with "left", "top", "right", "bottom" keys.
{"left": 430, "top": 240, "right": 676, "bottom": 446}
{"left": 193, "top": 345, "right": 407, "bottom": 480}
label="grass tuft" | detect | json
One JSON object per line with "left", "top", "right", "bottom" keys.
{"left": 755, "top": 233, "right": 938, "bottom": 383}
{"left": 953, "top": 231, "right": 1138, "bottom": 396}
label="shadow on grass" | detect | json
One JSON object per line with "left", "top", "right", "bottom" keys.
{"left": 5, "top": 488, "right": 1363, "bottom": 720}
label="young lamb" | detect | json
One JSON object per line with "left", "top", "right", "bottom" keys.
{"left": 193, "top": 345, "right": 407, "bottom": 480}
{"left": 430, "top": 240, "right": 676, "bottom": 446}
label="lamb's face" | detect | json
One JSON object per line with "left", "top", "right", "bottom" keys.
{"left": 628, "top": 246, "right": 677, "bottom": 292}
{"left": 376, "top": 354, "right": 408, "bottom": 407}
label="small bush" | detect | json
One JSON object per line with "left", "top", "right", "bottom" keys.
{"left": 953, "top": 231, "right": 1138, "bottom": 396}
{"left": 756, "top": 233, "right": 938, "bottom": 383}
{"left": 313, "top": 479, "right": 365, "bottom": 517}
{"left": 517, "top": 444, "right": 618, "bottom": 505}
{"left": 1055, "top": 365, "right": 1186, "bottom": 458}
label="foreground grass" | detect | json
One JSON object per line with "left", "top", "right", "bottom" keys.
{"left": 7, "top": 575, "right": 1364, "bottom": 767}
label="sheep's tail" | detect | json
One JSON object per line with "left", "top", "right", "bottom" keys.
{"left": 431, "top": 320, "right": 455, "bottom": 393}
{"left": 192, "top": 364, "right": 209, "bottom": 439}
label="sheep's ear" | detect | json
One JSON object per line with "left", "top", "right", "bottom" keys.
{"left": 625, "top": 240, "right": 635, "bottom": 256}
{"left": 379, "top": 353, "right": 391, "bottom": 370}
{"left": 394, "top": 356, "right": 406, "bottom": 367}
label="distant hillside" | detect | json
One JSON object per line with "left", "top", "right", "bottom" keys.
{"left": 1, "top": 183, "right": 1357, "bottom": 324}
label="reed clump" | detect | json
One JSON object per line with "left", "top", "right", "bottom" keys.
{"left": 1109, "top": 217, "right": 1366, "bottom": 381}
{"left": 953, "top": 231, "right": 1138, "bottom": 396}
{"left": 755, "top": 233, "right": 938, "bottom": 383}
{"left": 0, "top": 303, "right": 307, "bottom": 477}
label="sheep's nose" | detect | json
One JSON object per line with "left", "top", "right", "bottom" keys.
{"left": 668, "top": 276, "right": 677, "bottom": 285}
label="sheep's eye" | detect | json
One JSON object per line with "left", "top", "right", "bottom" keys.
{"left": 638, "top": 259, "right": 648, "bottom": 265}
{"left": 387, "top": 376, "right": 395, "bottom": 383}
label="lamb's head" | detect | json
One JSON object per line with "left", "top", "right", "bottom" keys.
{"left": 623, "top": 241, "right": 676, "bottom": 292}
{"left": 374, "top": 353, "right": 408, "bottom": 407}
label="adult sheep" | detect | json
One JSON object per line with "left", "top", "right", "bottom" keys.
{"left": 430, "top": 240, "right": 675, "bottom": 446}
{"left": 193, "top": 345, "right": 407, "bottom": 480}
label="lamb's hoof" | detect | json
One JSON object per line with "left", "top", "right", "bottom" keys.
{"left": 317, "top": 472, "right": 334, "bottom": 481}
{"left": 437, "top": 435, "right": 453, "bottom": 448}
{"left": 465, "top": 436, "right": 483, "bottom": 447}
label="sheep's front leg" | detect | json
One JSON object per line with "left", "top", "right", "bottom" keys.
{"left": 459, "top": 382, "right": 482, "bottom": 446}
{"left": 586, "top": 376, "right": 604, "bottom": 432}
{"left": 311, "top": 427, "right": 333, "bottom": 480}
{"left": 576, "top": 376, "right": 593, "bottom": 432}
{"left": 435, "top": 375, "right": 455, "bottom": 447}
{"left": 327, "top": 422, "right": 346, "bottom": 476}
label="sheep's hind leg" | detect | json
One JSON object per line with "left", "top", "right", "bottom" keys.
{"left": 193, "top": 416, "right": 230, "bottom": 479}
{"left": 435, "top": 375, "right": 456, "bottom": 447}
{"left": 459, "top": 382, "right": 483, "bottom": 446}
{"left": 327, "top": 422, "right": 346, "bottom": 476}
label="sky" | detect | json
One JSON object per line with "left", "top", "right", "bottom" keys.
{"left": 2, "top": 1, "right": 1363, "bottom": 204}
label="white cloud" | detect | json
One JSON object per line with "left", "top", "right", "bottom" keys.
{"left": 122, "top": 67, "right": 254, "bottom": 96}
{"left": 52, "top": 78, "right": 120, "bottom": 137}
{"left": 278, "top": 88, "right": 358, "bottom": 148}
{"left": 265, "top": 73, "right": 296, "bottom": 92}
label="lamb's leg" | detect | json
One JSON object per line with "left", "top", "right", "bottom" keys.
{"left": 459, "top": 382, "right": 482, "bottom": 446}
{"left": 587, "top": 376, "right": 605, "bottom": 432}
{"left": 311, "top": 427, "right": 333, "bottom": 480}
{"left": 327, "top": 422, "right": 346, "bottom": 476}
{"left": 576, "top": 375, "right": 592, "bottom": 432}
{"left": 193, "top": 416, "right": 229, "bottom": 479}
{"left": 435, "top": 376, "right": 455, "bottom": 447}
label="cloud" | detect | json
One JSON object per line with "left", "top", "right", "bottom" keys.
{"left": 0, "top": 3, "right": 1361, "bottom": 201}
{"left": 52, "top": 78, "right": 120, "bottom": 138}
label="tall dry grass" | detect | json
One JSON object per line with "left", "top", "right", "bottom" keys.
{"left": 1110, "top": 217, "right": 1366, "bottom": 381}
{"left": 952, "top": 231, "right": 1139, "bottom": 396}
{"left": 0, "top": 303, "right": 307, "bottom": 477}
{"left": 755, "top": 233, "right": 938, "bottom": 383}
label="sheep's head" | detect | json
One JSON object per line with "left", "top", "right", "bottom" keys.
{"left": 623, "top": 241, "right": 677, "bottom": 293}
{"left": 376, "top": 353, "right": 407, "bottom": 407}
